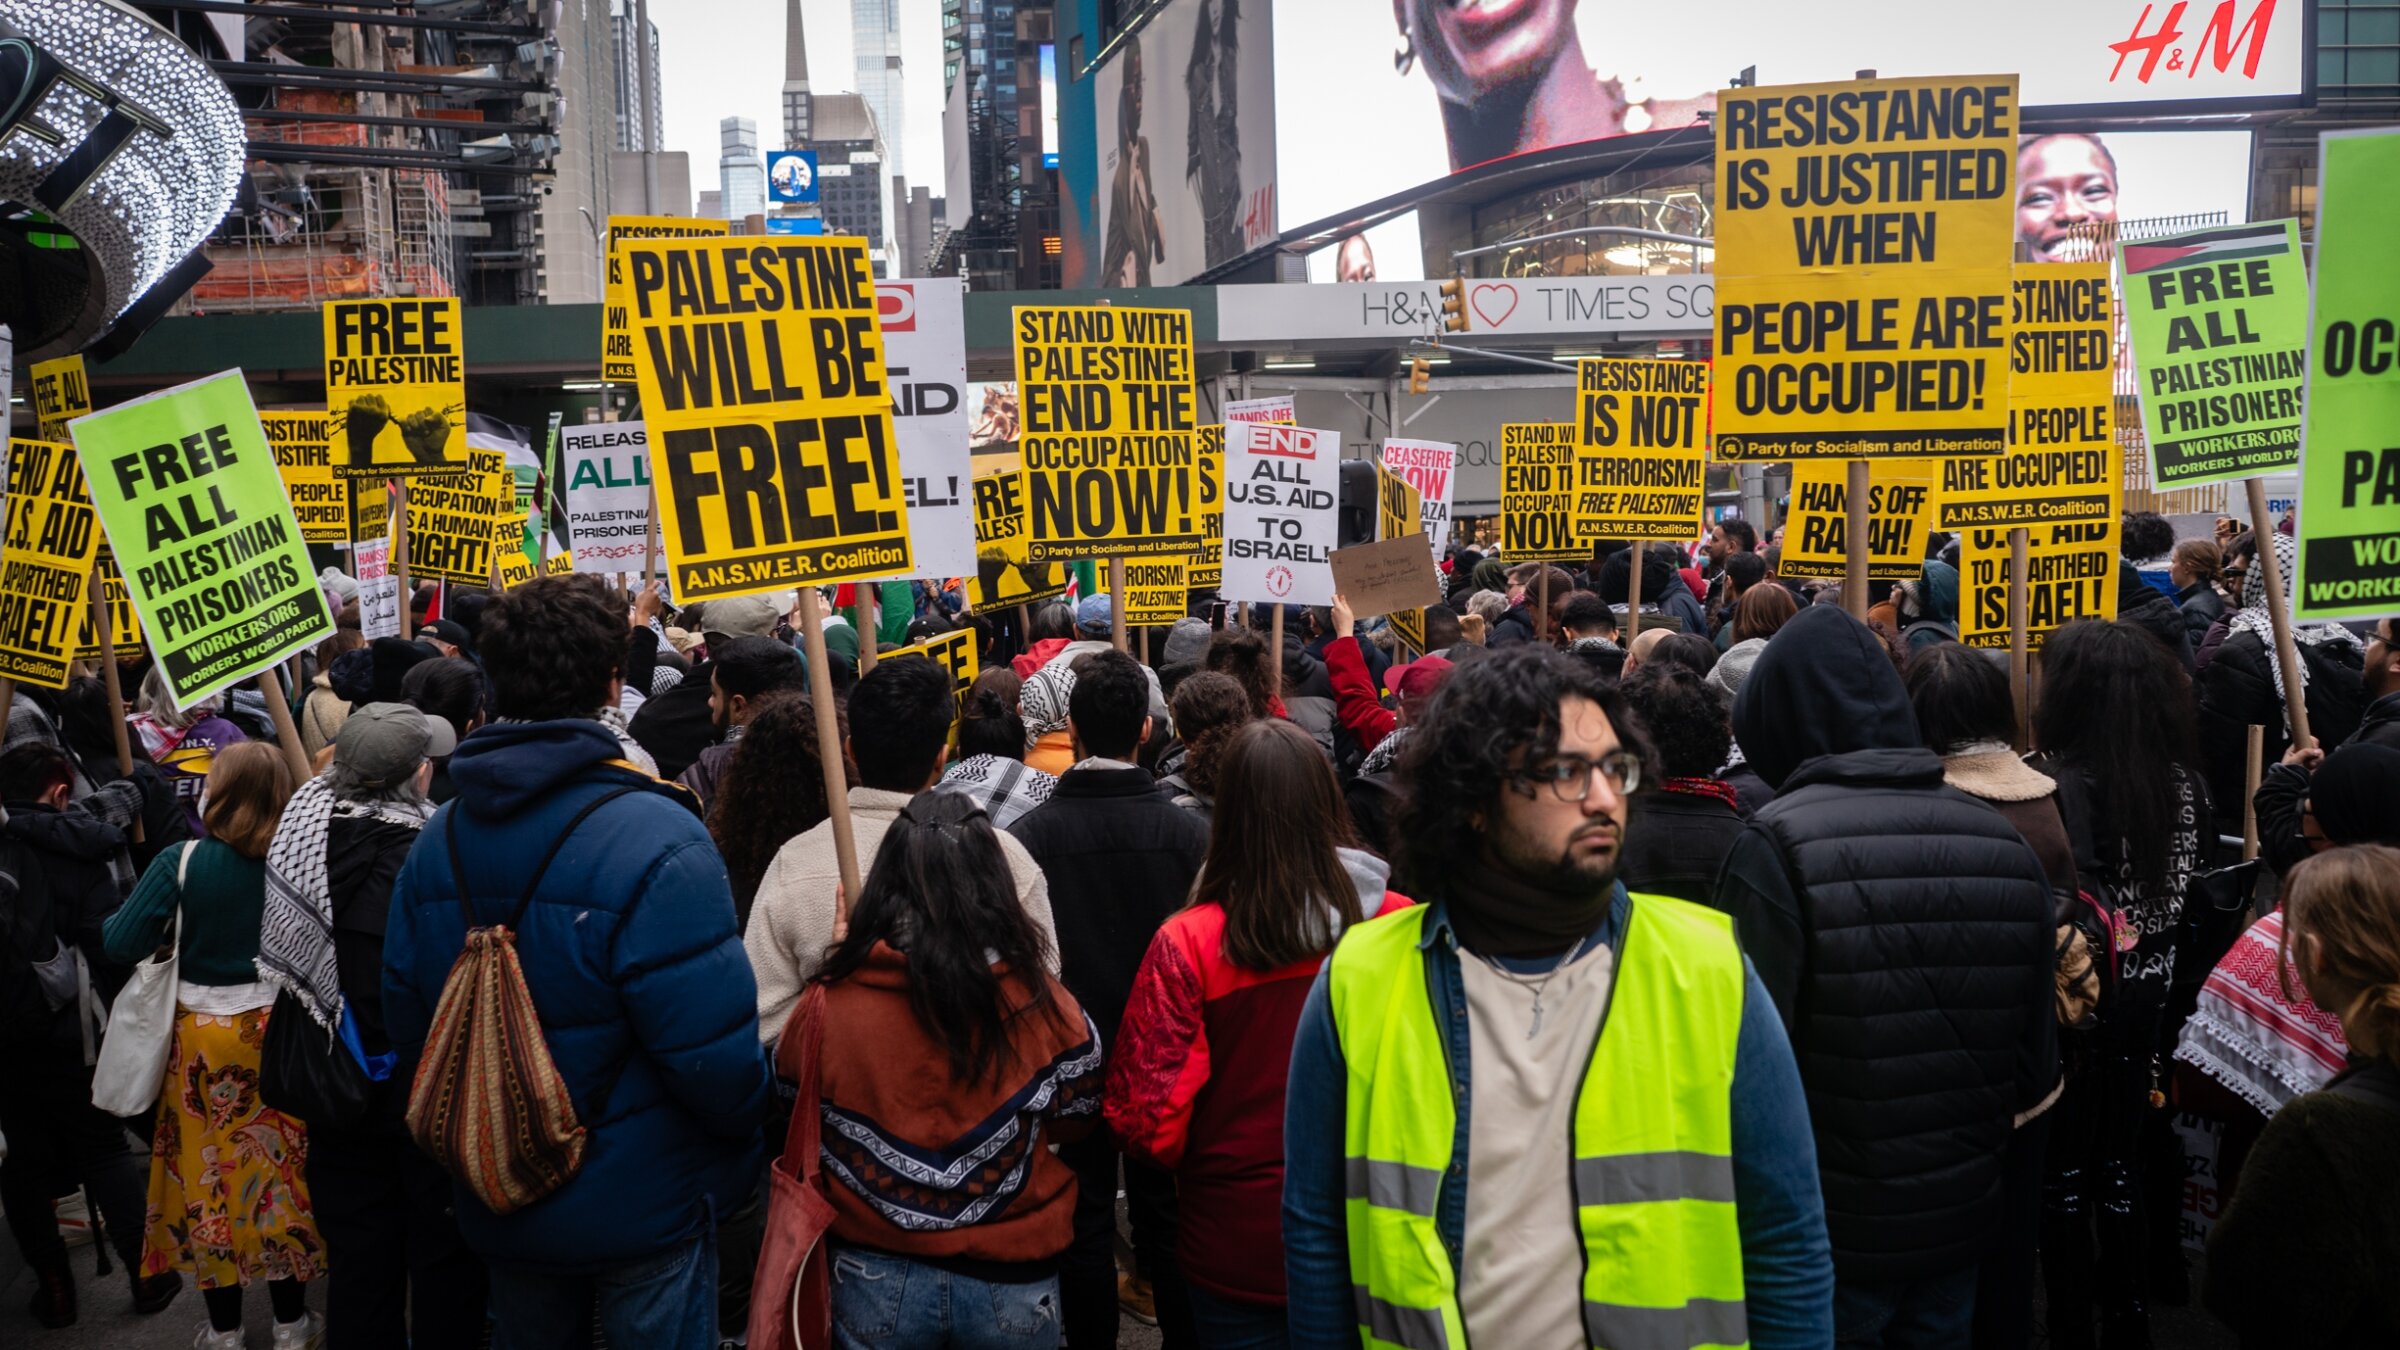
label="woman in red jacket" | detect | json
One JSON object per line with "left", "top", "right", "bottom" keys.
{"left": 1105, "top": 720, "right": 1412, "bottom": 1348}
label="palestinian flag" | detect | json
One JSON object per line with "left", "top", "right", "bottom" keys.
{"left": 466, "top": 412, "right": 565, "bottom": 560}
{"left": 2121, "top": 223, "right": 2294, "bottom": 276}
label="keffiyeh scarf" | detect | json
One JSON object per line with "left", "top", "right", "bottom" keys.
{"left": 1358, "top": 725, "right": 1411, "bottom": 778}
{"left": 257, "top": 775, "right": 433, "bottom": 1031}
{"left": 1020, "top": 665, "right": 1076, "bottom": 750}
{"left": 2175, "top": 909, "right": 2349, "bottom": 1116}
{"left": 2229, "top": 532, "right": 2363, "bottom": 699}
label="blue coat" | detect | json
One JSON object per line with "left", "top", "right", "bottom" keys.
{"left": 382, "top": 719, "right": 770, "bottom": 1273}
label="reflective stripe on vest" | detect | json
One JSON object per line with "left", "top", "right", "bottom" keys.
{"left": 1328, "top": 895, "right": 1749, "bottom": 1350}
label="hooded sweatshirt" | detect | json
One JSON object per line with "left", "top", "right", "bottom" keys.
{"left": 1717, "top": 606, "right": 2056, "bottom": 1283}
{"left": 382, "top": 718, "right": 771, "bottom": 1272}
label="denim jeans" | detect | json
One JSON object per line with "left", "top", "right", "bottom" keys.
{"left": 830, "top": 1246, "right": 1061, "bottom": 1349}
{"left": 486, "top": 1227, "right": 718, "bottom": 1350}
{"left": 1184, "top": 1284, "right": 1288, "bottom": 1350}
{"left": 1834, "top": 1264, "right": 1978, "bottom": 1350}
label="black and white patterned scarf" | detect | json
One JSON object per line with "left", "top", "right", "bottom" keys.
{"left": 257, "top": 775, "right": 432, "bottom": 1031}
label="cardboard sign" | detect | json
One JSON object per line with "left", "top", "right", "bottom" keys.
{"left": 621, "top": 234, "right": 914, "bottom": 601}
{"left": 263, "top": 411, "right": 350, "bottom": 544}
{"left": 969, "top": 469, "right": 1071, "bottom": 610}
{"left": 2120, "top": 219, "right": 2309, "bottom": 488}
{"left": 1016, "top": 305, "right": 1202, "bottom": 561}
{"left": 878, "top": 278, "right": 975, "bottom": 580}
{"left": 1960, "top": 518, "right": 2120, "bottom": 650}
{"left": 1381, "top": 438, "right": 1457, "bottom": 560}
{"left": 1332, "top": 534, "right": 1445, "bottom": 621}
{"left": 562, "top": 421, "right": 653, "bottom": 573}
{"left": 1120, "top": 557, "right": 1190, "bottom": 627}
{"left": 1939, "top": 264, "right": 2117, "bottom": 530}
{"left": 1221, "top": 422, "right": 1339, "bottom": 606}
{"left": 404, "top": 449, "right": 514, "bottom": 583}
{"left": 324, "top": 298, "right": 466, "bottom": 479}
{"left": 1224, "top": 395, "right": 1294, "bottom": 424}
{"left": 1780, "top": 460, "right": 1939, "bottom": 581}
{"left": 355, "top": 536, "right": 400, "bottom": 639}
{"left": 1573, "top": 358, "right": 1708, "bottom": 541}
{"left": 496, "top": 550, "right": 576, "bottom": 590}
{"left": 0, "top": 439, "right": 100, "bottom": 687}
{"left": 70, "top": 559, "right": 142, "bottom": 661}
{"left": 1500, "top": 422, "right": 1585, "bottom": 560}
{"left": 604, "top": 215, "right": 730, "bottom": 383}
{"left": 2294, "top": 130, "right": 2400, "bottom": 620}
{"left": 66, "top": 371, "right": 333, "bottom": 707}
{"left": 1191, "top": 425, "right": 1225, "bottom": 589}
{"left": 29, "top": 354, "right": 90, "bottom": 442}
{"left": 1714, "top": 75, "right": 2018, "bottom": 460}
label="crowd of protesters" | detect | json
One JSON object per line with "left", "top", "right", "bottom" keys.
{"left": 2, "top": 506, "right": 2398, "bottom": 1350}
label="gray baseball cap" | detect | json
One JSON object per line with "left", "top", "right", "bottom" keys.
{"left": 334, "top": 702, "right": 457, "bottom": 789}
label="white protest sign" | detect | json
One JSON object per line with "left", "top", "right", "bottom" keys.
{"left": 878, "top": 278, "right": 975, "bottom": 579}
{"left": 1221, "top": 421, "right": 1339, "bottom": 606}
{"left": 1380, "top": 438, "right": 1456, "bottom": 561}
{"left": 562, "top": 421, "right": 652, "bottom": 574}
{"left": 355, "top": 537, "right": 400, "bottom": 639}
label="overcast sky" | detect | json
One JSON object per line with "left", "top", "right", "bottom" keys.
{"left": 652, "top": 0, "right": 949, "bottom": 202}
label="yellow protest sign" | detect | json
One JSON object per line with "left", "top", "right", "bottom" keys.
{"left": 1574, "top": 358, "right": 1709, "bottom": 541}
{"left": 71, "top": 560, "right": 143, "bottom": 661}
{"left": 1961, "top": 519, "right": 2120, "bottom": 650}
{"left": 1713, "top": 75, "right": 2017, "bottom": 460}
{"left": 1500, "top": 423, "right": 1585, "bottom": 560}
{"left": 969, "top": 469, "right": 1071, "bottom": 610}
{"left": 324, "top": 297, "right": 466, "bottom": 479}
{"left": 29, "top": 355, "right": 90, "bottom": 442}
{"left": 404, "top": 449, "right": 514, "bottom": 582}
{"left": 1376, "top": 462, "right": 1428, "bottom": 655}
{"left": 351, "top": 477, "right": 390, "bottom": 546}
{"left": 1940, "top": 263, "right": 2117, "bottom": 530}
{"left": 886, "top": 627, "right": 981, "bottom": 742}
{"left": 621, "top": 235, "right": 913, "bottom": 602}
{"left": 604, "top": 215, "right": 729, "bottom": 383}
{"left": 1120, "top": 558, "right": 1190, "bottom": 627}
{"left": 263, "top": 411, "right": 350, "bottom": 545}
{"left": 1191, "top": 425, "right": 1224, "bottom": 589}
{"left": 1016, "top": 305, "right": 1202, "bottom": 562}
{"left": 0, "top": 439, "right": 100, "bottom": 687}
{"left": 1780, "top": 460, "right": 1939, "bottom": 581}
{"left": 495, "top": 550, "right": 576, "bottom": 590}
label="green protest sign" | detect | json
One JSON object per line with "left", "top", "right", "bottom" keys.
{"left": 2119, "top": 219, "right": 2309, "bottom": 490}
{"left": 2296, "top": 130, "right": 2400, "bottom": 620}
{"left": 67, "top": 371, "right": 334, "bottom": 708}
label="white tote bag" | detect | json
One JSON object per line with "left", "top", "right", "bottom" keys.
{"left": 90, "top": 843, "right": 192, "bottom": 1117}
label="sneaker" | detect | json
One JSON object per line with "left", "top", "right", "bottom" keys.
{"left": 193, "top": 1326, "right": 244, "bottom": 1350}
{"left": 271, "top": 1310, "right": 324, "bottom": 1350}
{"left": 131, "top": 1270, "right": 182, "bottom": 1316}
{"left": 1116, "top": 1271, "right": 1157, "bottom": 1326}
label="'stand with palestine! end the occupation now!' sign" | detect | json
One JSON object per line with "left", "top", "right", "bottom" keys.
{"left": 67, "top": 371, "right": 333, "bottom": 708}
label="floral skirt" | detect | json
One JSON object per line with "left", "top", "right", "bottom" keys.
{"left": 141, "top": 1006, "right": 326, "bottom": 1288}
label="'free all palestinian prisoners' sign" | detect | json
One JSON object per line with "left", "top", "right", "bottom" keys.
{"left": 68, "top": 371, "right": 333, "bottom": 707}
{"left": 618, "top": 234, "right": 914, "bottom": 601}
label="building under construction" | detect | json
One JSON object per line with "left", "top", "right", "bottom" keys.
{"left": 139, "top": 0, "right": 590, "bottom": 315}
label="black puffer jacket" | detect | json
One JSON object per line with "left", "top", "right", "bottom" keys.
{"left": 2118, "top": 563, "right": 2196, "bottom": 670}
{"left": 2356, "top": 691, "right": 2400, "bottom": 750}
{"left": 1715, "top": 606, "right": 2056, "bottom": 1284}
{"left": 2196, "top": 627, "right": 2365, "bottom": 833}
{"left": 2176, "top": 582, "right": 2226, "bottom": 654}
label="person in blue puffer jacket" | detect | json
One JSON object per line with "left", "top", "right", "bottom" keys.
{"left": 382, "top": 574, "right": 770, "bottom": 1350}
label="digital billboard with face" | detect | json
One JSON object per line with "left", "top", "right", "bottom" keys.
{"left": 1273, "top": 0, "right": 2295, "bottom": 240}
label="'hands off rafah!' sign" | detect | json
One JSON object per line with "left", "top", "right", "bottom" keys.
{"left": 1220, "top": 423, "right": 1338, "bottom": 606}
{"left": 618, "top": 235, "right": 913, "bottom": 602}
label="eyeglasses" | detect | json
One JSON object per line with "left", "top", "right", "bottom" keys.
{"left": 1519, "top": 749, "right": 1644, "bottom": 802}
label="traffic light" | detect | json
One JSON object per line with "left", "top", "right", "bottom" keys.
{"left": 1439, "top": 275, "right": 1470, "bottom": 332}
{"left": 1407, "top": 356, "right": 1431, "bottom": 394}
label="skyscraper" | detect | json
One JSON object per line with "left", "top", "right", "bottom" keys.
{"left": 811, "top": 94, "right": 893, "bottom": 276}
{"left": 784, "top": 0, "right": 813, "bottom": 148}
{"left": 609, "top": 0, "right": 662, "bottom": 153}
{"left": 720, "top": 117, "right": 766, "bottom": 221}
{"left": 852, "top": 0, "right": 905, "bottom": 180}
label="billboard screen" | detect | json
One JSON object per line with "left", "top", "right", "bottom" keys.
{"left": 1091, "top": 0, "right": 1278, "bottom": 286}
{"left": 1040, "top": 44, "right": 1060, "bottom": 170}
{"left": 1276, "top": 0, "right": 2297, "bottom": 240}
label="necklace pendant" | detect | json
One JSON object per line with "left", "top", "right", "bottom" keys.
{"left": 1526, "top": 998, "right": 1544, "bottom": 1041}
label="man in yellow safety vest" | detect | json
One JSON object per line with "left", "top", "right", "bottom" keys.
{"left": 1282, "top": 644, "right": 1833, "bottom": 1349}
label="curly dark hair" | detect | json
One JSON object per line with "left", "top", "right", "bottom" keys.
{"left": 1392, "top": 645, "right": 1642, "bottom": 906}
{"left": 1618, "top": 663, "right": 1729, "bottom": 780}
{"left": 479, "top": 574, "right": 630, "bottom": 721}
{"left": 1168, "top": 671, "right": 1256, "bottom": 797}
{"left": 709, "top": 690, "right": 846, "bottom": 926}
{"left": 1203, "top": 627, "right": 1276, "bottom": 717}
